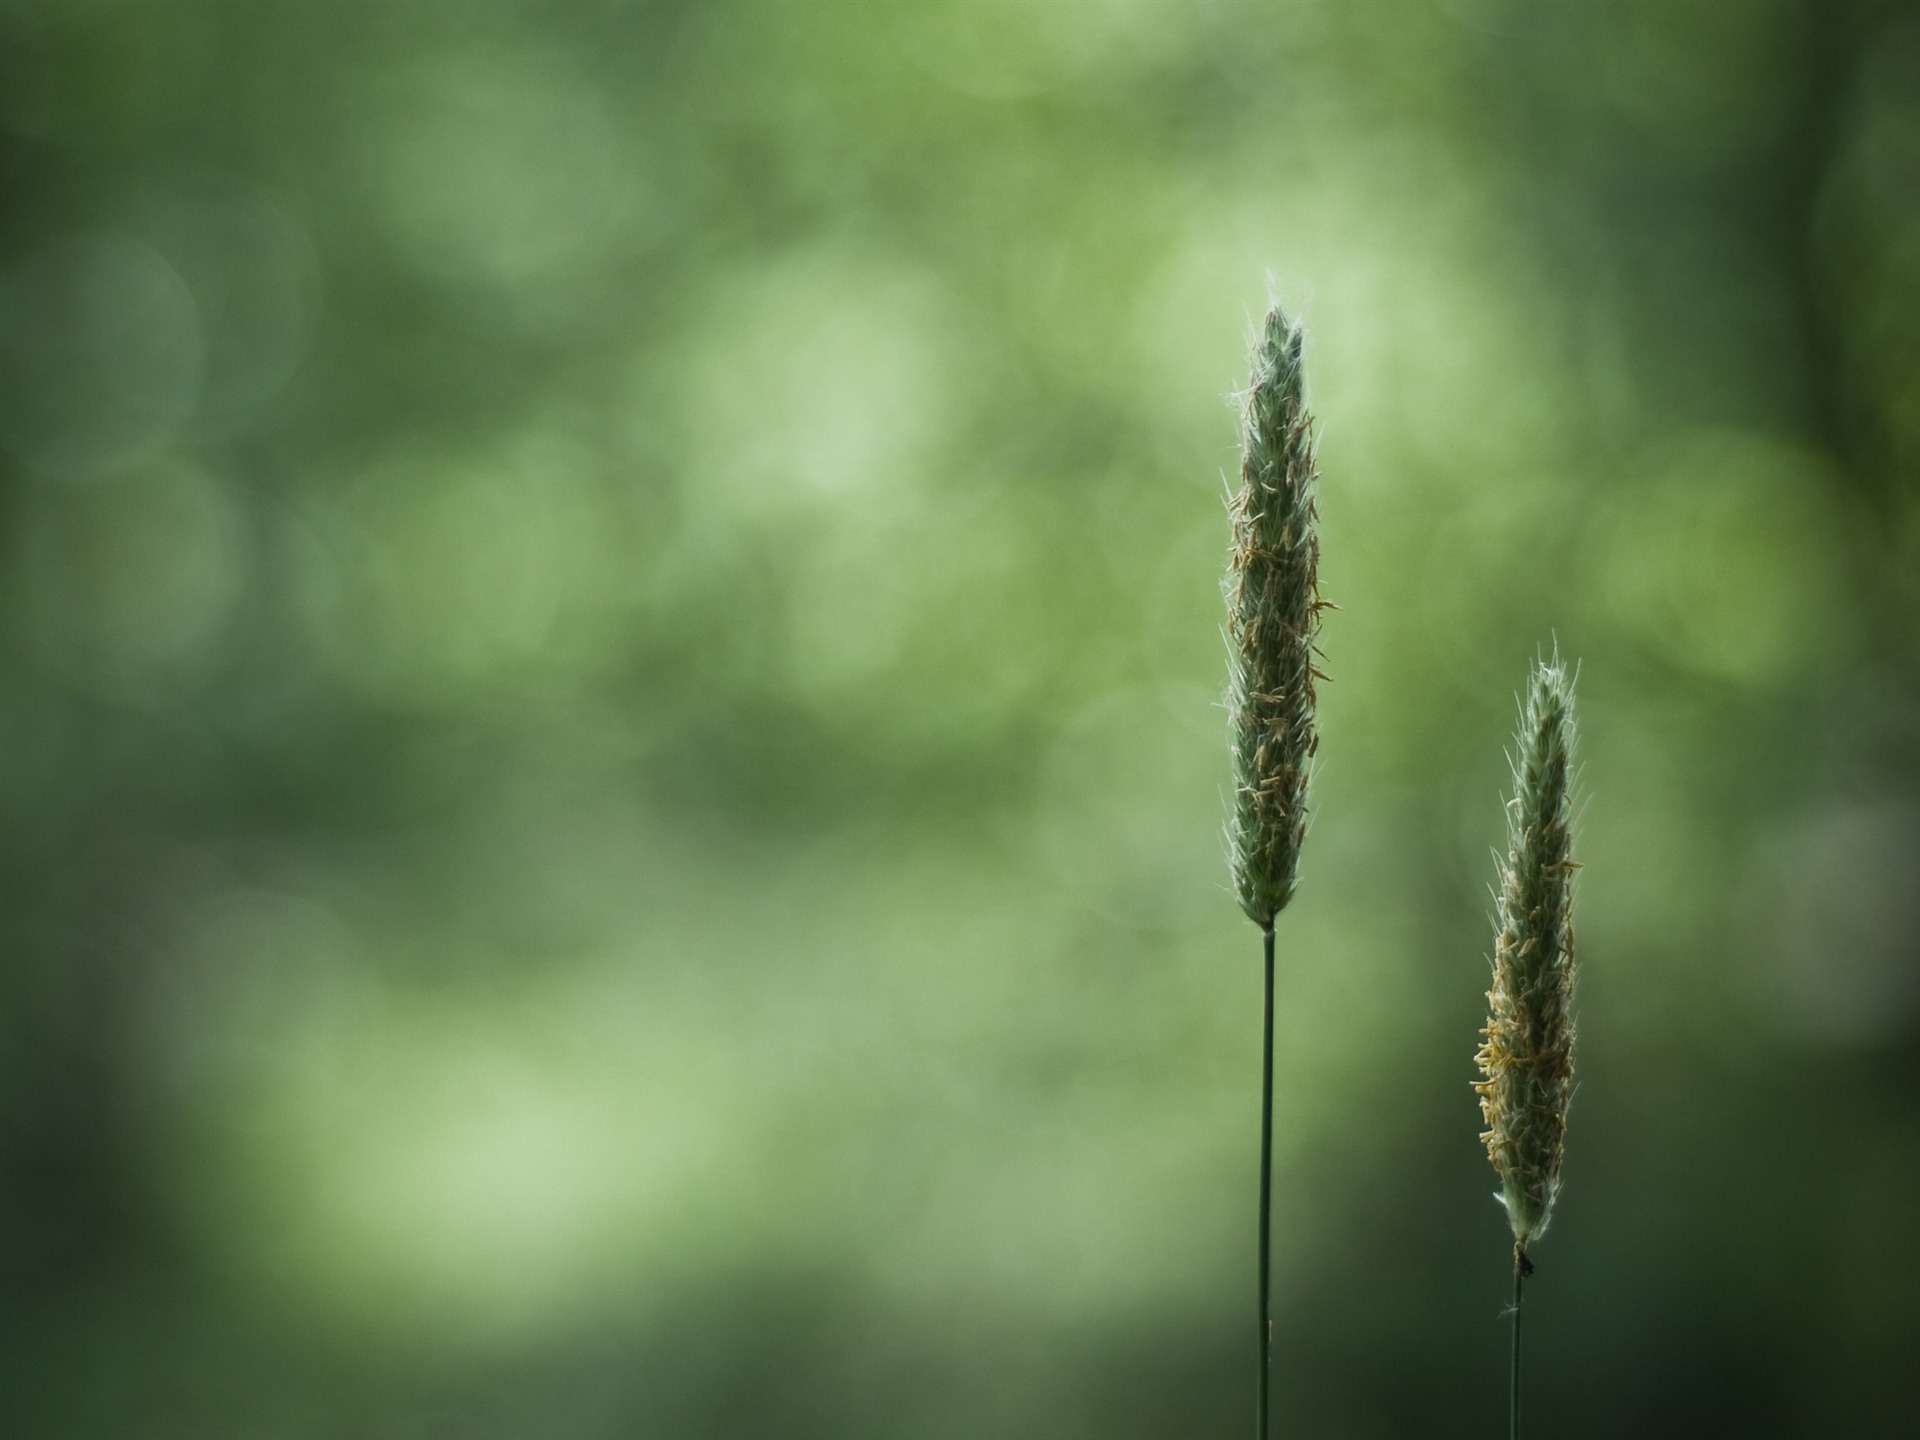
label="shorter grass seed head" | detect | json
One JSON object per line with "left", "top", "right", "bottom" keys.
{"left": 1474, "top": 649, "right": 1578, "bottom": 1257}
{"left": 1226, "top": 305, "right": 1325, "bottom": 930}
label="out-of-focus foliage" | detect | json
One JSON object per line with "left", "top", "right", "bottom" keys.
{"left": 1, "top": 0, "right": 1916, "bottom": 1435}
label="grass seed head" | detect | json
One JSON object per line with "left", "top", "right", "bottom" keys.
{"left": 1225, "top": 304, "right": 1325, "bottom": 930}
{"left": 1474, "top": 648, "right": 1579, "bottom": 1256}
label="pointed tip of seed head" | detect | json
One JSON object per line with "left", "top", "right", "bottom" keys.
{"left": 1529, "top": 643, "right": 1579, "bottom": 714}
{"left": 1256, "top": 304, "right": 1306, "bottom": 382}
{"left": 1533, "top": 645, "right": 1573, "bottom": 689}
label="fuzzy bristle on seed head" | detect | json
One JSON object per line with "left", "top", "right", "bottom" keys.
{"left": 1225, "top": 304, "right": 1325, "bottom": 930}
{"left": 1473, "top": 649, "right": 1579, "bottom": 1254}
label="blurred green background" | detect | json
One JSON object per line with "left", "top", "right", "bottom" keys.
{"left": 1, "top": 0, "right": 1917, "bottom": 1435}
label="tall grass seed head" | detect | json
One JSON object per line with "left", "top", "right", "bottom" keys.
{"left": 1225, "top": 304, "right": 1326, "bottom": 930}
{"left": 1473, "top": 649, "right": 1579, "bottom": 1255}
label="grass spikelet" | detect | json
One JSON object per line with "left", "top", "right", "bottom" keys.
{"left": 1226, "top": 304, "right": 1325, "bottom": 930}
{"left": 1474, "top": 649, "right": 1579, "bottom": 1258}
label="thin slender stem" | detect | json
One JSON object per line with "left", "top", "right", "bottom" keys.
{"left": 1509, "top": 1250, "right": 1526, "bottom": 1440}
{"left": 1257, "top": 925, "right": 1275, "bottom": 1440}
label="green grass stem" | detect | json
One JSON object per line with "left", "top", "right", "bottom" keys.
{"left": 1257, "top": 924, "right": 1275, "bottom": 1440}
